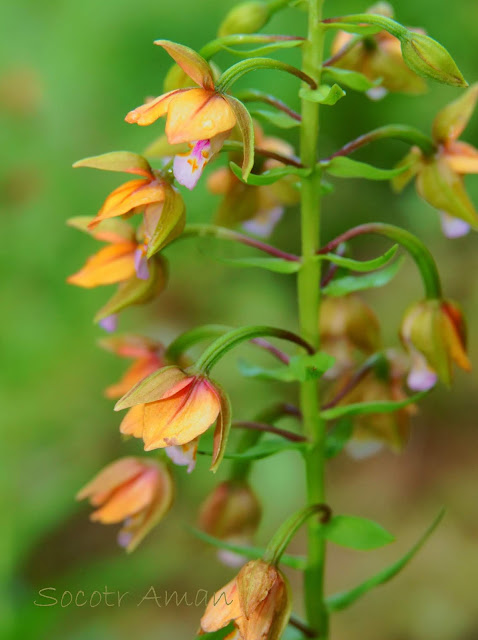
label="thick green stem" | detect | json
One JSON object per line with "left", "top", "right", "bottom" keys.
{"left": 299, "top": 1, "right": 328, "bottom": 637}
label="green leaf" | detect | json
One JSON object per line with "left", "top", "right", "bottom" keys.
{"left": 323, "top": 257, "right": 404, "bottom": 296}
{"left": 299, "top": 84, "right": 346, "bottom": 105}
{"left": 206, "top": 437, "right": 307, "bottom": 462}
{"left": 216, "top": 256, "right": 301, "bottom": 274}
{"left": 321, "top": 391, "right": 427, "bottom": 421}
{"left": 323, "top": 67, "right": 378, "bottom": 92}
{"left": 195, "top": 627, "right": 234, "bottom": 640}
{"left": 288, "top": 352, "right": 336, "bottom": 381}
{"left": 237, "top": 352, "right": 334, "bottom": 383}
{"left": 316, "top": 245, "right": 398, "bottom": 273}
{"left": 325, "top": 419, "right": 354, "bottom": 458}
{"left": 220, "top": 39, "right": 304, "bottom": 58}
{"left": 225, "top": 97, "right": 255, "bottom": 180}
{"left": 230, "top": 161, "right": 310, "bottom": 186}
{"left": 187, "top": 527, "right": 307, "bottom": 570}
{"left": 320, "top": 515, "right": 395, "bottom": 550}
{"left": 326, "top": 509, "right": 445, "bottom": 611}
{"left": 323, "top": 156, "right": 410, "bottom": 180}
{"left": 250, "top": 108, "right": 300, "bottom": 129}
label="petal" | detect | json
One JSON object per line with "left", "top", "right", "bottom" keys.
{"left": 165, "top": 89, "right": 236, "bottom": 144}
{"left": 99, "top": 314, "right": 117, "bottom": 332}
{"left": 165, "top": 438, "right": 198, "bottom": 473}
{"left": 73, "top": 151, "right": 153, "bottom": 178}
{"left": 91, "top": 179, "right": 166, "bottom": 225}
{"left": 407, "top": 352, "right": 438, "bottom": 391}
{"left": 440, "top": 212, "right": 471, "bottom": 239}
{"left": 143, "top": 379, "right": 221, "bottom": 450}
{"left": 125, "top": 89, "right": 188, "bottom": 126}
{"left": 134, "top": 246, "right": 150, "bottom": 280}
{"left": 105, "top": 356, "right": 161, "bottom": 399}
{"left": 120, "top": 404, "right": 146, "bottom": 438}
{"left": 445, "top": 141, "right": 478, "bottom": 174}
{"left": 67, "top": 242, "right": 137, "bottom": 288}
{"left": 242, "top": 206, "right": 284, "bottom": 238}
{"left": 174, "top": 140, "right": 211, "bottom": 190}
{"left": 201, "top": 579, "right": 242, "bottom": 633}
{"left": 154, "top": 40, "right": 214, "bottom": 90}
{"left": 76, "top": 457, "right": 145, "bottom": 501}
{"left": 99, "top": 334, "right": 161, "bottom": 359}
{"left": 67, "top": 216, "right": 135, "bottom": 244}
{"left": 432, "top": 83, "right": 478, "bottom": 143}
{"left": 90, "top": 468, "right": 158, "bottom": 524}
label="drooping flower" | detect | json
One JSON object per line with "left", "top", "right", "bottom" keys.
{"left": 115, "top": 365, "right": 231, "bottom": 472}
{"left": 198, "top": 481, "right": 262, "bottom": 567}
{"left": 77, "top": 456, "right": 173, "bottom": 552}
{"left": 393, "top": 84, "right": 478, "bottom": 237}
{"left": 319, "top": 294, "right": 381, "bottom": 377}
{"left": 125, "top": 41, "right": 252, "bottom": 189}
{"left": 327, "top": 350, "right": 415, "bottom": 459}
{"left": 73, "top": 151, "right": 176, "bottom": 228}
{"left": 330, "top": 2, "right": 426, "bottom": 99}
{"left": 200, "top": 559, "right": 291, "bottom": 640}
{"left": 67, "top": 217, "right": 169, "bottom": 328}
{"left": 400, "top": 299, "right": 471, "bottom": 390}
{"left": 99, "top": 334, "right": 166, "bottom": 399}
{"left": 208, "top": 124, "right": 299, "bottom": 237}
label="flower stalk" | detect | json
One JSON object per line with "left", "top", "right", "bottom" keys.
{"left": 298, "top": 1, "right": 328, "bottom": 636}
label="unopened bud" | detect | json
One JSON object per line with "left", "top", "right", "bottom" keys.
{"left": 400, "top": 32, "right": 468, "bottom": 87}
{"left": 218, "top": 1, "right": 270, "bottom": 37}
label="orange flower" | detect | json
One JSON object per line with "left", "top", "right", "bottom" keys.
{"left": 198, "top": 481, "right": 262, "bottom": 567}
{"left": 73, "top": 151, "right": 173, "bottom": 228}
{"left": 400, "top": 299, "right": 471, "bottom": 390}
{"left": 99, "top": 334, "right": 166, "bottom": 399}
{"left": 330, "top": 3, "right": 426, "bottom": 99}
{"left": 77, "top": 456, "right": 173, "bottom": 552}
{"left": 319, "top": 294, "right": 381, "bottom": 377}
{"left": 115, "top": 365, "right": 231, "bottom": 472}
{"left": 125, "top": 41, "right": 252, "bottom": 189}
{"left": 393, "top": 84, "right": 478, "bottom": 237}
{"left": 200, "top": 559, "right": 291, "bottom": 640}
{"left": 208, "top": 124, "right": 299, "bottom": 236}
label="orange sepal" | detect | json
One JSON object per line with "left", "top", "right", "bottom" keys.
{"left": 89, "top": 179, "right": 167, "bottom": 227}
{"left": 67, "top": 241, "right": 136, "bottom": 288}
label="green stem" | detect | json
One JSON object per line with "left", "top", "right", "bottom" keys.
{"left": 216, "top": 58, "right": 317, "bottom": 92}
{"left": 322, "top": 14, "right": 408, "bottom": 40}
{"left": 180, "top": 223, "right": 299, "bottom": 261}
{"left": 200, "top": 33, "right": 302, "bottom": 60}
{"left": 299, "top": 1, "right": 328, "bottom": 637}
{"left": 317, "top": 223, "right": 442, "bottom": 299}
{"left": 195, "top": 325, "right": 315, "bottom": 374}
{"left": 325, "top": 124, "right": 436, "bottom": 159}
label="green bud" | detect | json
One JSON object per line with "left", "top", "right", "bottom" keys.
{"left": 218, "top": 1, "right": 270, "bottom": 37}
{"left": 400, "top": 32, "right": 468, "bottom": 87}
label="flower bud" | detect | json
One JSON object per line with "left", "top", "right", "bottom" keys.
{"left": 319, "top": 294, "right": 381, "bottom": 376}
{"left": 400, "top": 32, "right": 467, "bottom": 87}
{"left": 198, "top": 481, "right": 261, "bottom": 566}
{"left": 400, "top": 299, "right": 471, "bottom": 390}
{"left": 77, "top": 457, "right": 173, "bottom": 552}
{"left": 201, "top": 559, "right": 291, "bottom": 640}
{"left": 218, "top": 2, "right": 270, "bottom": 37}
{"left": 432, "top": 83, "right": 478, "bottom": 145}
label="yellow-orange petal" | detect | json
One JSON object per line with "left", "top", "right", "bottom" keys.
{"left": 125, "top": 89, "right": 188, "bottom": 126}
{"left": 89, "top": 179, "right": 167, "bottom": 227}
{"left": 76, "top": 457, "right": 145, "bottom": 501}
{"left": 143, "top": 379, "right": 221, "bottom": 450}
{"left": 445, "top": 141, "right": 478, "bottom": 174}
{"left": 90, "top": 467, "right": 158, "bottom": 524}
{"left": 165, "top": 88, "right": 236, "bottom": 145}
{"left": 99, "top": 334, "right": 161, "bottom": 359}
{"left": 201, "top": 579, "right": 242, "bottom": 633}
{"left": 67, "top": 242, "right": 137, "bottom": 288}
{"left": 120, "top": 404, "right": 145, "bottom": 438}
{"left": 105, "top": 356, "right": 161, "bottom": 399}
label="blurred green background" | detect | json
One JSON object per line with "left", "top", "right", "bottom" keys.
{"left": 2, "top": 0, "right": 478, "bottom": 638}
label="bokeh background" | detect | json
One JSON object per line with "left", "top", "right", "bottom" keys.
{"left": 2, "top": 0, "right": 478, "bottom": 638}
